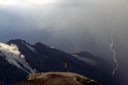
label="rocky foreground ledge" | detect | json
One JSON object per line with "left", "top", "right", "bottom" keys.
{"left": 13, "top": 72, "right": 101, "bottom": 85}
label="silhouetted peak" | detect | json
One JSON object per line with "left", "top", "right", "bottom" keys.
{"left": 7, "top": 39, "right": 25, "bottom": 44}
{"left": 34, "top": 42, "right": 48, "bottom": 48}
{"left": 7, "top": 39, "right": 31, "bottom": 47}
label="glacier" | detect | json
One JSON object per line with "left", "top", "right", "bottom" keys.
{"left": 0, "top": 42, "right": 35, "bottom": 74}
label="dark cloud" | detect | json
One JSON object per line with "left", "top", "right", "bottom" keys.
{"left": 0, "top": 1, "right": 128, "bottom": 83}
{"left": 0, "top": 0, "right": 128, "bottom": 56}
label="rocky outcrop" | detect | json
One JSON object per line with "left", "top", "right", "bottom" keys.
{"left": 13, "top": 72, "right": 101, "bottom": 85}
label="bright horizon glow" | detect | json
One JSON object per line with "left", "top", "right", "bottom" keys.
{"left": 0, "top": 0, "right": 56, "bottom": 6}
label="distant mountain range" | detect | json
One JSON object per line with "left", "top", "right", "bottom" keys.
{"left": 0, "top": 39, "right": 120, "bottom": 85}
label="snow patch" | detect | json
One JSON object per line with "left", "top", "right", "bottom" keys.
{"left": 0, "top": 42, "right": 35, "bottom": 74}
{"left": 50, "top": 46, "right": 56, "bottom": 48}
{"left": 72, "top": 54, "right": 98, "bottom": 66}
{"left": 0, "top": 53, "right": 4, "bottom": 57}
{"left": 49, "top": 46, "right": 58, "bottom": 50}
{"left": 21, "top": 40, "right": 36, "bottom": 53}
{"left": 0, "top": 43, "right": 20, "bottom": 55}
{"left": 21, "top": 55, "right": 25, "bottom": 58}
{"left": 34, "top": 69, "right": 37, "bottom": 72}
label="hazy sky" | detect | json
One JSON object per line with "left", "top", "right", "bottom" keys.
{"left": 0, "top": 0, "right": 128, "bottom": 59}
{"left": 0, "top": 0, "right": 128, "bottom": 84}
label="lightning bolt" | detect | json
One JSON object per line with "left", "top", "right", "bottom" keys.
{"left": 110, "top": 9, "right": 122, "bottom": 76}
{"left": 110, "top": 26, "right": 118, "bottom": 76}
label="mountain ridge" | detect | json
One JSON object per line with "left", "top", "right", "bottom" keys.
{"left": 0, "top": 39, "right": 120, "bottom": 85}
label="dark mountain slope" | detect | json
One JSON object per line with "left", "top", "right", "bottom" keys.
{"left": 0, "top": 39, "right": 120, "bottom": 85}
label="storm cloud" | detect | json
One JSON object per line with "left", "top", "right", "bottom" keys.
{"left": 0, "top": 0, "right": 128, "bottom": 84}
{"left": 0, "top": 0, "right": 127, "bottom": 55}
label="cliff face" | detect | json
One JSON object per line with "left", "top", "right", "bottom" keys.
{"left": 13, "top": 72, "right": 101, "bottom": 85}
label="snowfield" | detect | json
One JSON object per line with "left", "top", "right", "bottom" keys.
{"left": 0, "top": 42, "right": 35, "bottom": 74}
{"left": 72, "top": 54, "right": 98, "bottom": 66}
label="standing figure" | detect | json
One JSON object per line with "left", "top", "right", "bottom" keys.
{"left": 64, "top": 58, "right": 67, "bottom": 72}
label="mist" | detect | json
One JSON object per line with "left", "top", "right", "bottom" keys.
{"left": 0, "top": 0, "right": 128, "bottom": 84}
